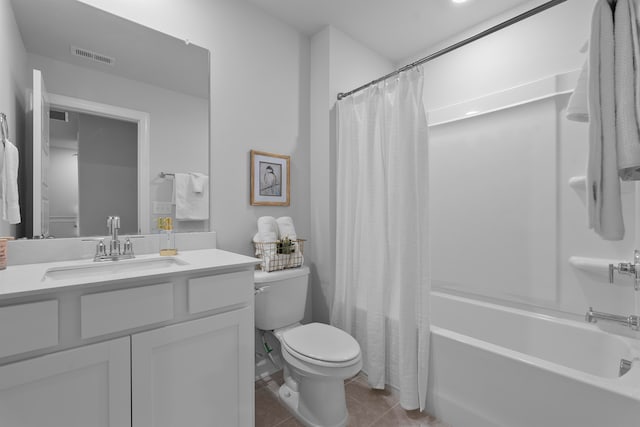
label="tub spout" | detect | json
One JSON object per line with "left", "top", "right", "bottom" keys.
{"left": 585, "top": 307, "right": 640, "bottom": 331}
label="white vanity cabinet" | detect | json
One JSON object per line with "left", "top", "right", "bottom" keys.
{"left": 0, "top": 337, "right": 131, "bottom": 427}
{"left": 132, "top": 307, "right": 254, "bottom": 427}
{"left": 0, "top": 249, "right": 258, "bottom": 427}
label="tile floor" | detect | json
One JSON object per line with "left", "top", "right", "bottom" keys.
{"left": 255, "top": 371, "right": 450, "bottom": 427}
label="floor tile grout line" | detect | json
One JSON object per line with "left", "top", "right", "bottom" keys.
{"left": 272, "top": 415, "right": 296, "bottom": 427}
{"left": 365, "top": 401, "right": 401, "bottom": 427}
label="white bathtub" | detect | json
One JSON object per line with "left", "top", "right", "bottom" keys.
{"left": 428, "top": 292, "right": 640, "bottom": 427}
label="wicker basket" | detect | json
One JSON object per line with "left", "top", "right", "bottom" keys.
{"left": 253, "top": 239, "right": 305, "bottom": 272}
{"left": 0, "top": 237, "right": 14, "bottom": 270}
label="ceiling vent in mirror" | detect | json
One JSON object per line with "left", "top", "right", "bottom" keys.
{"left": 49, "top": 109, "right": 69, "bottom": 122}
{"left": 70, "top": 46, "right": 115, "bottom": 66}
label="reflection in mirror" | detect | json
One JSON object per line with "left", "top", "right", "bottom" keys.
{"left": 49, "top": 110, "right": 138, "bottom": 238}
{"left": 10, "top": 0, "right": 210, "bottom": 238}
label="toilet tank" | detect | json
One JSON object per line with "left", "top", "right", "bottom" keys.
{"left": 254, "top": 266, "right": 310, "bottom": 331}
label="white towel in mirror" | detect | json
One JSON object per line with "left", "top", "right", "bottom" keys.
{"left": 1, "top": 140, "right": 21, "bottom": 224}
{"left": 174, "top": 172, "right": 209, "bottom": 220}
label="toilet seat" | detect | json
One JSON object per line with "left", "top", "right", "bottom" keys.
{"left": 281, "top": 323, "right": 361, "bottom": 368}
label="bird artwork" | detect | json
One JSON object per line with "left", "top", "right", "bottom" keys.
{"left": 260, "top": 162, "right": 281, "bottom": 196}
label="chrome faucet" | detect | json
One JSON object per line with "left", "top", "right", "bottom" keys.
{"left": 608, "top": 249, "right": 640, "bottom": 290}
{"left": 89, "top": 216, "right": 135, "bottom": 261}
{"left": 107, "top": 216, "right": 121, "bottom": 257}
{"left": 585, "top": 307, "right": 640, "bottom": 331}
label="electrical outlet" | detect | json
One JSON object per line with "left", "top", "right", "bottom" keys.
{"left": 152, "top": 201, "right": 172, "bottom": 214}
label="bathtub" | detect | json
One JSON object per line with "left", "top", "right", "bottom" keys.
{"left": 428, "top": 291, "right": 640, "bottom": 427}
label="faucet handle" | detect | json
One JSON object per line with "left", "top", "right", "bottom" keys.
{"left": 92, "top": 239, "right": 107, "bottom": 258}
{"left": 609, "top": 249, "right": 640, "bottom": 290}
{"left": 122, "top": 238, "right": 134, "bottom": 256}
{"left": 609, "top": 264, "right": 617, "bottom": 284}
{"left": 585, "top": 307, "right": 595, "bottom": 323}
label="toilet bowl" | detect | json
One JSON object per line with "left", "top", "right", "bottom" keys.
{"left": 254, "top": 267, "right": 362, "bottom": 427}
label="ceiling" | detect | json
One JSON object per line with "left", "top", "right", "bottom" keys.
{"left": 247, "top": 0, "right": 544, "bottom": 63}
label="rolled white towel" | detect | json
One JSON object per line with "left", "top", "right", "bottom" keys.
{"left": 255, "top": 217, "right": 279, "bottom": 261}
{"left": 277, "top": 216, "right": 303, "bottom": 267}
{"left": 276, "top": 216, "right": 297, "bottom": 240}
{"left": 257, "top": 216, "right": 279, "bottom": 242}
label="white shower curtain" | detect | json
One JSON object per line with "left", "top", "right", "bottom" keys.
{"left": 331, "top": 66, "right": 430, "bottom": 411}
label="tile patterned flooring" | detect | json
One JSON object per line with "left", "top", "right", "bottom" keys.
{"left": 255, "top": 371, "right": 450, "bottom": 427}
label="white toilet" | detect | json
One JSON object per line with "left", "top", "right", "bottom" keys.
{"left": 254, "top": 266, "right": 362, "bottom": 427}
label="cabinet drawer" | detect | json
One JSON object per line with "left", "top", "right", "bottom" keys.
{"left": 0, "top": 300, "right": 58, "bottom": 358}
{"left": 81, "top": 283, "right": 174, "bottom": 339}
{"left": 188, "top": 270, "right": 253, "bottom": 314}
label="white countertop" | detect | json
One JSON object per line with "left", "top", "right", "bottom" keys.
{"left": 0, "top": 249, "right": 259, "bottom": 300}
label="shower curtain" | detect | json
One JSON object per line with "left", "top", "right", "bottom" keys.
{"left": 331, "top": 66, "right": 430, "bottom": 411}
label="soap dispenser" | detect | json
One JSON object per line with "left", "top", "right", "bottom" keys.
{"left": 158, "top": 217, "right": 177, "bottom": 256}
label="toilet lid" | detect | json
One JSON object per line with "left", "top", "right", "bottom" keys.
{"left": 281, "top": 323, "right": 360, "bottom": 363}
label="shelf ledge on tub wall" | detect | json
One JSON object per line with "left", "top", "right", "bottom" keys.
{"left": 568, "top": 176, "right": 634, "bottom": 194}
{"left": 568, "top": 256, "right": 623, "bottom": 276}
{"left": 568, "top": 176, "right": 586, "bottom": 193}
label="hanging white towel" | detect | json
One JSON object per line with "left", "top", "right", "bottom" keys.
{"left": 615, "top": 0, "right": 640, "bottom": 180}
{"left": 587, "top": 0, "right": 624, "bottom": 240}
{"left": 174, "top": 172, "right": 209, "bottom": 220}
{"left": 566, "top": 60, "right": 590, "bottom": 122}
{"left": 190, "top": 172, "right": 207, "bottom": 193}
{"left": 1, "top": 140, "right": 21, "bottom": 224}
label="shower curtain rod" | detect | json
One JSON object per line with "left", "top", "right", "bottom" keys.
{"left": 336, "top": 0, "right": 568, "bottom": 100}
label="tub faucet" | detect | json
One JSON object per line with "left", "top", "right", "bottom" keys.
{"left": 608, "top": 249, "right": 640, "bottom": 290}
{"left": 585, "top": 307, "right": 640, "bottom": 331}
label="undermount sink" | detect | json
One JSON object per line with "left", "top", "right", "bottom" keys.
{"left": 42, "top": 256, "right": 189, "bottom": 281}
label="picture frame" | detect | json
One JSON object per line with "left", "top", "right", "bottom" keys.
{"left": 250, "top": 150, "right": 290, "bottom": 206}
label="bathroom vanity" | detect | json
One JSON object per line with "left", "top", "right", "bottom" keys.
{"left": 0, "top": 248, "right": 258, "bottom": 427}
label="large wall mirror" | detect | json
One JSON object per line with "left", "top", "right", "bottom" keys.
{"left": 10, "top": 0, "right": 210, "bottom": 238}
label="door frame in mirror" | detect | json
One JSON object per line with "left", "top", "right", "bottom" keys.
{"left": 46, "top": 93, "right": 150, "bottom": 235}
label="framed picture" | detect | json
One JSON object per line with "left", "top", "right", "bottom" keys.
{"left": 250, "top": 150, "right": 290, "bottom": 206}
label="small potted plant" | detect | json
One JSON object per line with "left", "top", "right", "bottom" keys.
{"left": 276, "top": 236, "right": 296, "bottom": 255}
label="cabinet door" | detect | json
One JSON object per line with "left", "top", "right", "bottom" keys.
{"left": 132, "top": 307, "right": 254, "bottom": 427}
{"left": 0, "top": 337, "right": 131, "bottom": 427}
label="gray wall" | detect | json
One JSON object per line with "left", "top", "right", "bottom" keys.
{"left": 78, "top": 113, "right": 137, "bottom": 236}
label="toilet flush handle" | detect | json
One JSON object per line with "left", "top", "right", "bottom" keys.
{"left": 255, "top": 285, "right": 270, "bottom": 295}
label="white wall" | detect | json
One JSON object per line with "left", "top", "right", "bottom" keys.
{"left": 27, "top": 53, "right": 209, "bottom": 233}
{"left": 309, "top": 26, "right": 394, "bottom": 322}
{"left": 313, "top": 1, "right": 636, "bottom": 324}
{"left": 77, "top": 0, "right": 311, "bottom": 257}
{"left": 0, "top": 0, "right": 27, "bottom": 238}
{"left": 407, "top": 0, "right": 640, "bottom": 320}
{"left": 414, "top": 0, "right": 594, "bottom": 111}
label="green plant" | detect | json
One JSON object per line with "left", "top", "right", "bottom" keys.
{"left": 276, "top": 236, "right": 296, "bottom": 254}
